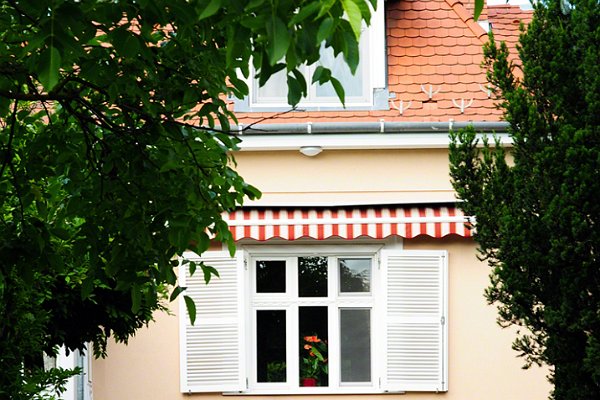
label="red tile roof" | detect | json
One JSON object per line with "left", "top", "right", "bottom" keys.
{"left": 233, "top": 0, "right": 532, "bottom": 125}
{"left": 488, "top": 4, "right": 533, "bottom": 63}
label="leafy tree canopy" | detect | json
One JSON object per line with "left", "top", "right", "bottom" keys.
{"left": 0, "top": 0, "right": 374, "bottom": 397}
{"left": 450, "top": 1, "right": 600, "bottom": 399}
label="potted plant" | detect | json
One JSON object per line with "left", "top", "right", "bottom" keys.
{"left": 300, "top": 335, "right": 328, "bottom": 386}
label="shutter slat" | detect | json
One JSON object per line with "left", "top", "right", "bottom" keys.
{"left": 180, "top": 251, "right": 245, "bottom": 393}
{"left": 382, "top": 250, "right": 447, "bottom": 392}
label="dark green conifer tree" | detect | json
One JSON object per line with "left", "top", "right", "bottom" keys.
{"left": 450, "top": 1, "right": 600, "bottom": 398}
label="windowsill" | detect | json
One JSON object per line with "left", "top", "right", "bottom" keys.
{"left": 223, "top": 388, "right": 406, "bottom": 395}
{"left": 232, "top": 88, "right": 390, "bottom": 113}
{"left": 248, "top": 100, "right": 373, "bottom": 109}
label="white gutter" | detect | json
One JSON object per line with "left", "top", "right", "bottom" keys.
{"left": 232, "top": 120, "right": 512, "bottom": 151}
{"left": 233, "top": 120, "right": 509, "bottom": 134}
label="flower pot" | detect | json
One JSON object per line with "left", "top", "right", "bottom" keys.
{"left": 301, "top": 377, "right": 317, "bottom": 387}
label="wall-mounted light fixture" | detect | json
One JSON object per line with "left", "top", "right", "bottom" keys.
{"left": 299, "top": 146, "right": 323, "bottom": 157}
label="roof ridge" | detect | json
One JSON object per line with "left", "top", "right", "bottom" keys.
{"left": 444, "top": 0, "right": 488, "bottom": 42}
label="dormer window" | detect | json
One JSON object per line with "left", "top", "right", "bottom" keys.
{"left": 252, "top": 31, "right": 371, "bottom": 107}
{"left": 234, "top": 0, "right": 387, "bottom": 112}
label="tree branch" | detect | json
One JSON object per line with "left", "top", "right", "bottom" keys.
{"left": 0, "top": 99, "right": 19, "bottom": 179}
{"left": 7, "top": 0, "right": 39, "bottom": 25}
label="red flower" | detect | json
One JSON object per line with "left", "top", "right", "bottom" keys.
{"left": 304, "top": 335, "right": 321, "bottom": 343}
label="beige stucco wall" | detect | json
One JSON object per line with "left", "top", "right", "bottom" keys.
{"left": 92, "top": 237, "right": 550, "bottom": 400}
{"left": 233, "top": 149, "right": 457, "bottom": 206}
{"left": 92, "top": 148, "right": 550, "bottom": 399}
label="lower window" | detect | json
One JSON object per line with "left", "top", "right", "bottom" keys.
{"left": 180, "top": 247, "right": 448, "bottom": 394}
{"left": 251, "top": 255, "right": 374, "bottom": 389}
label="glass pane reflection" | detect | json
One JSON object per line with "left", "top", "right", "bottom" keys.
{"left": 257, "top": 310, "right": 286, "bottom": 382}
{"left": 340, "top": 308, "right": 371, "bottom": 382}
{"left": 298, "top": 256, "right": 328, "bottom": 297}
{"left": 339, "top": 258, "right": 371, "bottom": 293}
{"left": 299, "top": 306, "right": 328, "bottom": 387}
{"left": 256, "top": 260, "right": 286, "bottom": 293}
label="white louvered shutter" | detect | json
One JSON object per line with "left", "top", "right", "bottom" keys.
{"left": 180, "top": 251, "right": 245, "bottom": 393}
{"left": 381, "top": 250, "right": 448, "bottom": 392}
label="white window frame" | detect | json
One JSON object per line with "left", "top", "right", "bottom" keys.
{"left": 244, "top": 0, "right": 386, "bottom": 110}
{"left": 247, "top": 250, "right": 378, "bottom": 393}
{"left": 243, "top": 244, "right": 381, "bottom": 395}
{"left": 180, "top": 244, "right": 448, "bottom": 395}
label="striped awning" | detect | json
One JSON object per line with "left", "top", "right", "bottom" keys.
{"left": 224, "top": 206, "right": 473, "bottom": 241}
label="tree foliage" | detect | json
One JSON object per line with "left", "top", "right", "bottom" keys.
{"left": 449, "top": 1, "right": 600, "bottom": 398}
{"left": 0, "top": 0, "right": 374, "bottom": 397}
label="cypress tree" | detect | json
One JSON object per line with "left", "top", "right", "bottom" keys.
{"left": 450, "top": 1, "right": 600, "bottom": 398}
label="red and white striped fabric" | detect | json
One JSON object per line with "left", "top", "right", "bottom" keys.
{"left": 224, "top": 206, "right": 473, "bottom": 241}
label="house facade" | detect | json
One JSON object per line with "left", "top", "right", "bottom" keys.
{"left": 91, "top": 1, "right": 551, "bottom": 399}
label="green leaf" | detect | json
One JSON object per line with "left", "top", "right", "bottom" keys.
{"left": 131, "top": 285, "right": 142, "bottom": 313}
{"left": 287, "top": 74, "right": 303, "bottom": 106}
{"left": 81, "top": 276, "right": 94, "bottom": 300}
{"left": 290, "top": 68, "right": 307, "bottom": 97}
{"left": 317, "top": 18, "right": 335, "bottom": 43}
{"left": 112, "top": 29, "right": 141, "bottom": 58}
{"left": 0, "top": 97, "right": 11, "bottom": 118}
{"left": 312, "top": 66, "right": 331, "bottom": 84}
{"left": 330, "top": 76, "right": 345, "bottom": 106}
{"left": 184, "top": 295, "right": 196, "bottom": 325}
{"left": 226, "top": 25, "right": 236, "bottom": 68}
{"left": 316, "top": 0, "right": 337, "bottom": 19}
{"left": 201, "top": 264, "right": 220, "bottom": 284}
{"left": 189, "top": 261, "right": 197, "bottom": 276}
{"left": 169, "top": 286, "right": 186, "bottom": 302}
{"left": 474, "top": 0, "right": 484, "bottom": 21}
{"left": 291, "top": 2, "right": 320, "bottom": 24}
{"left": 353, "top": 0, "right": 371, "bottom": 25}
{"left": 198, "top": 0, "right": 222, "bottom": 21}
{"left": 245, "top": 0, "right": 265, "bottom": 11}
{"left": 227, "top": 239, "right": 236, "bottom": 257}
{"left": 342, "top": 31, "right": 360, "bottom": 74}
{"left": 242, "top": 183, "right": 262, "bottom": 199}
{"left": 267, "top": 16, "right": 290, "bottom": 66}
{"left": 342, "top": 0, "right": 362, "bottom": 39}
{"left": 39, "top": 47, "right": 61, "bottom": 91}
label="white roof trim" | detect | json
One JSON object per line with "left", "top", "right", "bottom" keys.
{"left": 237, "top": 132, "right": 513, "bottom": 151}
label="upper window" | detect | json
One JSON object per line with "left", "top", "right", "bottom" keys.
{"left": 234, "top": 0, "right": 387, "bottom": 111}
{"left": 179, "top": 246, "right": 448, "bottom": 395}
{"left": 252, "top": 34, "right": 371, "bottom": 107}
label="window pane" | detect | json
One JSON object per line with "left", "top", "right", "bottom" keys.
{"left": 298, "top": 256, "right": 328, "bottom": 297}
{"left": 254, "top": 68, "right": 288, "bottom": 101}
{"left": 256, "top": 260, "right": 286, "bottom": 293}
{"left": 315, "top": 46, "right": 364, "bottom": 98}
{"left": 340, "top": 308, "right": 371, "bottom": 382}
{"left": 257, "top": 310, "right": 286, "bottom": 382}
{"left": 339, "top": 258, "right": 371, "bottom": 293}
{"left": 299, "top": 306, "right": 328, "bottom": 387}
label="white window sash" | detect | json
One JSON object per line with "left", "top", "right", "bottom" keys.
{"left": 247, "top": 252, "right": 376, "bottom": 391}
{"left": 248, "top": 0, "right": 384, "bottom": 108}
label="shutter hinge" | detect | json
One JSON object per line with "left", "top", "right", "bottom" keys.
{"left": 441, "top": 316, "right": 446, "bottom": 325}
{"left": 246, "top": 377, "right": 249, "bottom": 389}
{"left": 377, "top": 255, "right": 381, "bottom": 270}
{"left": 243, "top": 258, "right": 248, "bottom": 270}
{"left": 379, "top": 377, "right": 382, "bottom": 388}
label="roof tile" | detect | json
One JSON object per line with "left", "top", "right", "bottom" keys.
{"left": 234, "top": 0, "right": 526, "bottom": 124}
